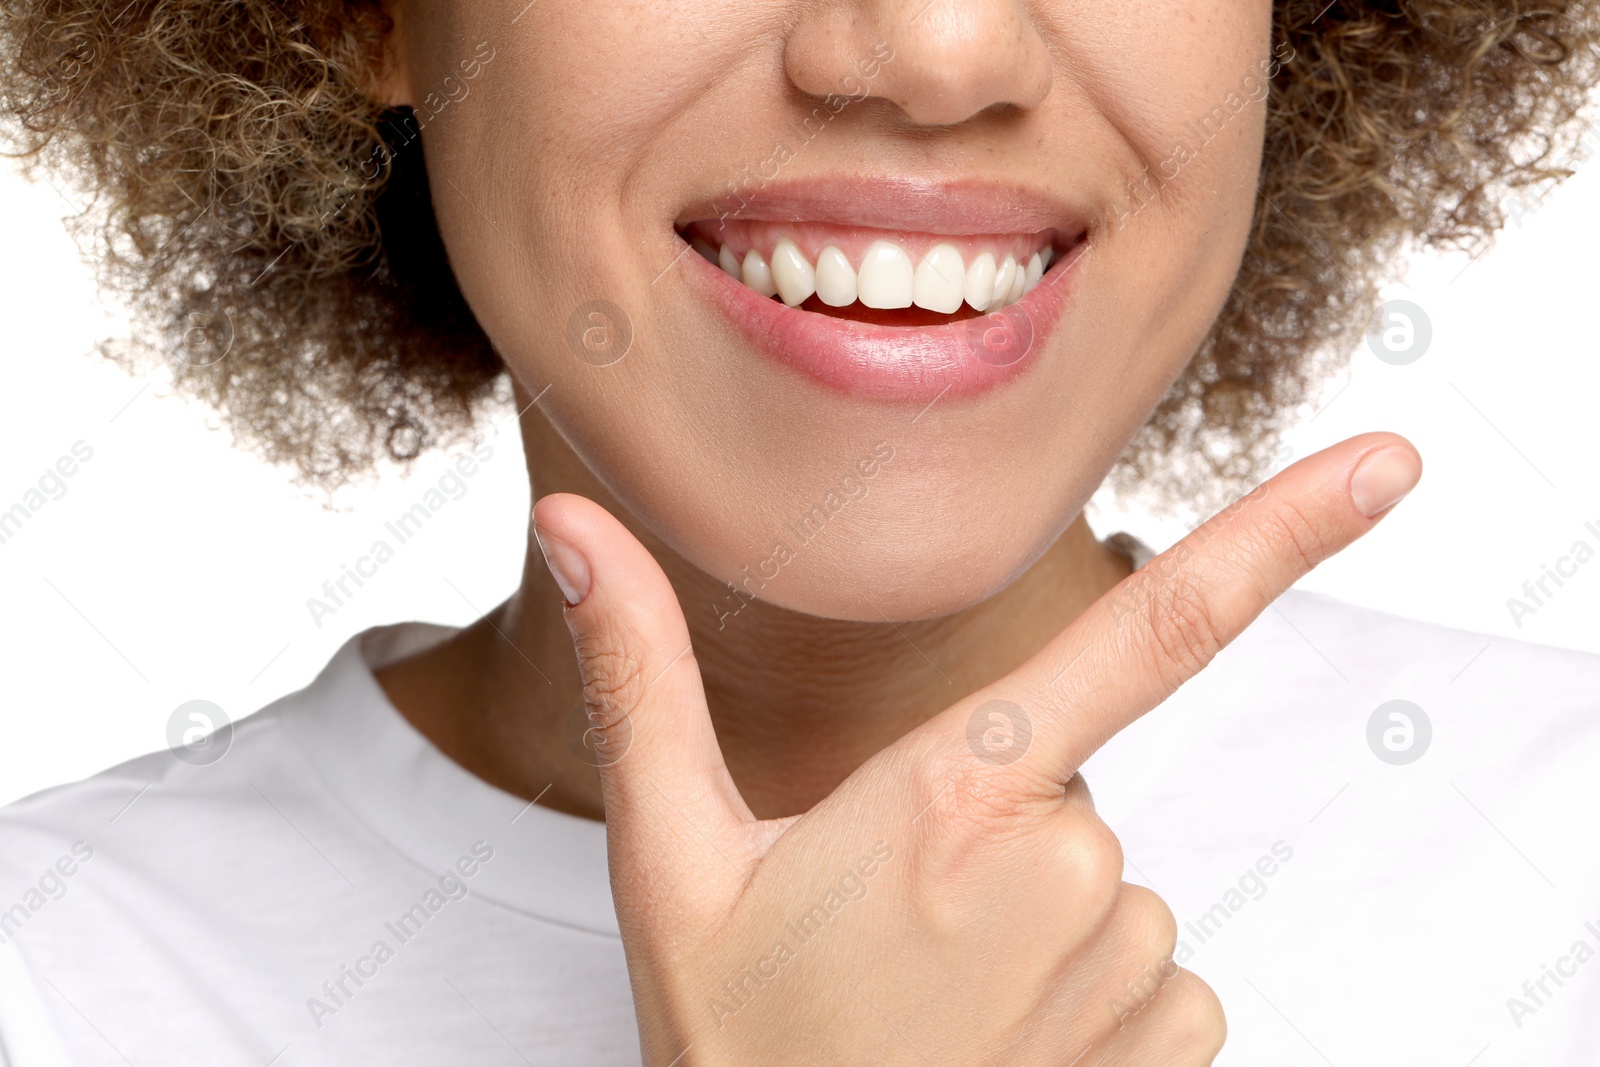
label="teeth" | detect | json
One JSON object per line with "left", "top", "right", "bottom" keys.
{"left": 964, "top": 251, "right": 997, "bottom": 312}
{"left": 770, "top": 238, "right": 816, "bottom": 307}
{"left": 814, "top": 246, "right": 857, "bottom": 307}
{"left": 1005, "top": 259, "right": 1027, "bottom": 304}
{"left": 742, "top": 249, "right": 777, "bottom": 298}
{"left": 989, "top": 256, "right": 1018, "bottom": 311}
{"left": 708, "top": 236, "right": 1056, "bottom": 314}
{"left": 857, "top": 240, "right": 915, "bottom": 309}
{"left": 914, "top": 244, "right": 966, "bottom": 314}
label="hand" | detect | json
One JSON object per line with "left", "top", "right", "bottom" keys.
{"left": 531, "top": 432, "right": 1421, "bottom": 1066}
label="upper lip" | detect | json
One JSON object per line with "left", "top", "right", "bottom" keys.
{"left": 674, "top": 176, "right": 1093, "bottom": 239}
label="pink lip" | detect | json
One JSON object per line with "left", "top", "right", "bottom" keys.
{"left": 681, "top": 246, "right": 1079, "bottom": 401}
{"left": 676, "top": 176, "right": 1093, "bottom": 235}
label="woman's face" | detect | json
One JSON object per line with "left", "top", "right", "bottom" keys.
{"left": 394, "top": 0, "right": 1273, "bottom": 620}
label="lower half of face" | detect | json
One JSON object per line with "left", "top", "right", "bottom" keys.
{"left": 405, "top": 0, "right": 1272, "bottom": 620}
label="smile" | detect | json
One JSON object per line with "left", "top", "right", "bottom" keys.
{"left": 675, "top": 180, "right": 1089, "bottom": 403}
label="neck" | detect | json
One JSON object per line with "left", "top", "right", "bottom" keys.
{"left": 375, "top": 405, "right": 1133, "bottom": 822}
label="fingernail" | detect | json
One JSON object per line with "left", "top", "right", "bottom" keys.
{"left": 1350, "top": 445, "right": 1421, "bottom": 518}
{"left": 534, "top": 524, "right": 591, "bottom": 605}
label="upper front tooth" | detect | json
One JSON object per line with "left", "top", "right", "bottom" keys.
{"left": 771, "top": 239, "right": 816, "bottom": 307}
{"left": 718, "top": 244, "right": 743, "bottom": 279}
{"left": 742, "top": 249, "right": 777, "bottom": 298}
{"left": 914, "top": 244, "right": 966, "bottom": 314}
{"left": 1023, "top": 252, "right": 1044, "bottom": 294}
{"left": 964, "top": 252, "right": 997, "bottom": 312}
{"left": 814, "top": 246, "right": 858, "bottom": 307}
{"left": 988, "top": 256, "right": 1018, "bottom": 311}
{"left": 857, "top": 240, "right": 915, "bottom": 309}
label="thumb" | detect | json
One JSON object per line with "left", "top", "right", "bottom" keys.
{"left": 531, "top": 493, "right": 752, "bottom": 867}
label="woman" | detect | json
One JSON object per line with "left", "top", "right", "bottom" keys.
{"left": 1, "top": 0, "right": 1597, "bottom": 1063}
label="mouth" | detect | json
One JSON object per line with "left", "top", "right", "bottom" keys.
{"left": 673, "top": 180, "right": 1090, "bottom": 403}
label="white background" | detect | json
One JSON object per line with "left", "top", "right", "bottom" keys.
{"left": 2, "top": 140, "right": 1597, "bottom": 809}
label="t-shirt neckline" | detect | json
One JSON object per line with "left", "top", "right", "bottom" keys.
{"left": 276, "top": 620, "right": 621, "bottom": 939}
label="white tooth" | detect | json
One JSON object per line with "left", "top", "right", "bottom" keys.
{"left": 1040, "top": 246, "right": 1054, "bottom": 269}
{"left": 770, "top": 238, "right": 816, "bottom": 307}
{"left": 692, "top": 237, "right": 718, "bottom": 264}
{"left": 814, "top": 246, "right": 857, "bottom": 307}
{"left": 718, "top": 244, "right": 743, "bottom": 280}
{"left": 988, "top": 256, "right": 1018, "bottom": 311}
{"left": 742, "top": 249, "right": 777, "bottom": 298}
{"left": 964, "top": 251, "right": 997, "bottom": 312}
{"left": 1023, "top": 252, "right": 1044, "bottom": 293}
{"left": 1006, "top": 260, "right": 1027, "bottom": 304}
{"left": 913, "top": 243, "right": 966, "bottom": 314}
{"left": 857, "top": 240, "right": 915, "bottom": 309}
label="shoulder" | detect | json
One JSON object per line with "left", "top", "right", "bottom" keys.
{"left": 0, "top": 693, "right": 310, "bottom": 901}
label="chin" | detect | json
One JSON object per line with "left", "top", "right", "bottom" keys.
{"left": 667, "top": 472, "right": 1085, "bottom": 624}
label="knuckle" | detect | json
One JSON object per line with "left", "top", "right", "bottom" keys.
{"left": 1054, "top": 816, "right": 1125, "bottom": 911}
{"left": 1138, "top": 571, "right": 1227, "bottom": 685}
{"left": 921, "top": 751, "right": 1020, "bottom": 829}
{"left": 1160, "top": 969, "right": 1228, "bottom": 1055}
{"left": 1115, "top": 883, "right": 1179, "bottom": 964}
{"left": 1253, "top": 497, "right": 1328, "bottom": 576}
{"left": 573, "top": 633, "right": 651, "bottom": 730}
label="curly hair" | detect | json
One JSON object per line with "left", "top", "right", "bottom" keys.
{"left": 1, "top": 0, "right": 1596, "bottom": 511}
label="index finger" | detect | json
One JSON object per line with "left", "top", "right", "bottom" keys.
{"left": 946, "top": 432, "right": 1421, "bottom": 787}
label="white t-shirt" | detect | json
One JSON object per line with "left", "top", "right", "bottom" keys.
{"left": 2, "top": 574, "right": 1599, "bottom": 1065}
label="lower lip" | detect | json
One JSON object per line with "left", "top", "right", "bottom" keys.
{"left": 681, "top": 238, "right": 1084, "bottom": 403}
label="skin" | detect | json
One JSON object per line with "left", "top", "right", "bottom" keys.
{"left": 373, "top": 0, "right": 1271, "bottom": 821}
{"left": 366, "top": 0, "right": 1423, "bottom": 1061}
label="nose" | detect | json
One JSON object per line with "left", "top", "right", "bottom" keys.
{"left": 784, "top": 0, "right": 1053, "bottom": 127}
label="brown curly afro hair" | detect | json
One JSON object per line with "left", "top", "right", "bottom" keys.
{"left": 1, "top": 0, "right": 1597, "bottom": 511}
